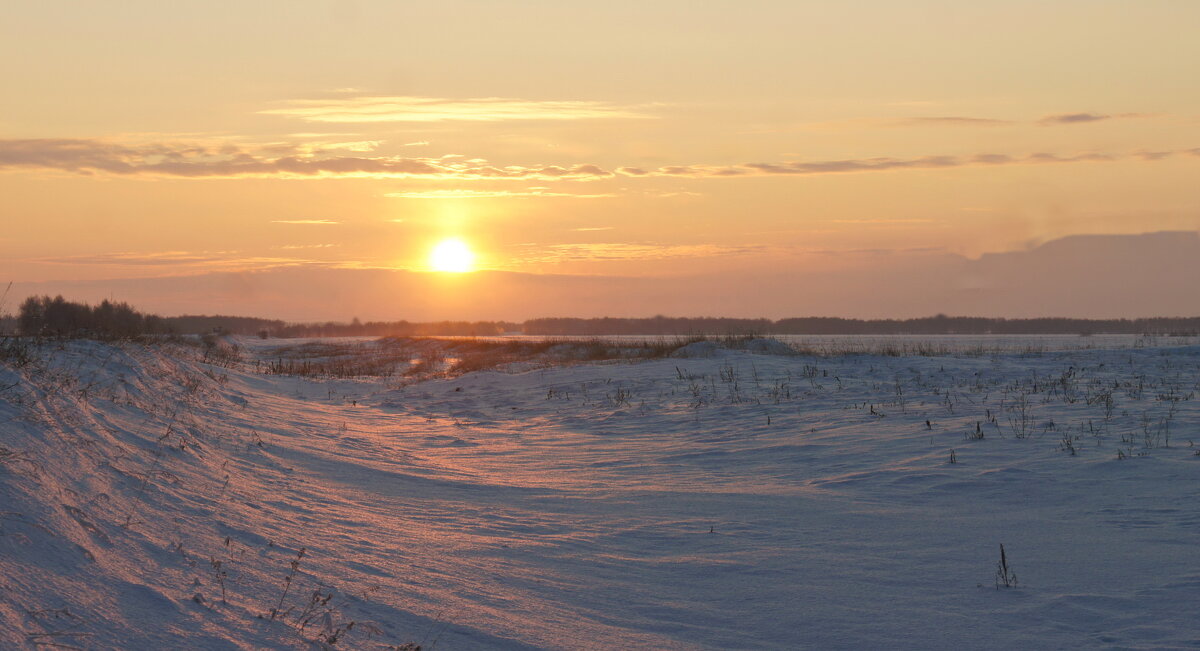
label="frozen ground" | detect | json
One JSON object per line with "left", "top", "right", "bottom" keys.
{"left": 2, "top": 336, "right": 1199, "bottom": 649}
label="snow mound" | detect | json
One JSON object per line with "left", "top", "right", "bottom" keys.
{"left": 736, "top": 337, "right": 795, "bottom": 355}
{"left": 669, "top": 340, "right": 722, "bottom": 358}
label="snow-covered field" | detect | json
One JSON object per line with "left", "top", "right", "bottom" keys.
{"left": 2, "top": 336, "right": 1199, "bottom": 649}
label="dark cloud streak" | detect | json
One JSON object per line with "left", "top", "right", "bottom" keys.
{"left": 619, "top": 150, "right": 1168, "bottom": 178}
{"left": 1038, "top": 112, "right": 1111, "bottom": 125}
{"left": 0, "top": 139, "right": 614, "bottom": 180}
{"left": 0, "top": 138, "right": 1194, "bottom": 182}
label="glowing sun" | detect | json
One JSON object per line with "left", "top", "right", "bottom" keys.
{"left": 429, "top": 238, "right": 475, "bottom": 272}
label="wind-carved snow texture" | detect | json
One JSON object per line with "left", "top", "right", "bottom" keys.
{"left": 2, "top": 336, "right": 1200, "bottom": 649}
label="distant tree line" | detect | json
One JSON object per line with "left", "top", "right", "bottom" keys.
{"left": 16, "top": 295, "right": 171, "bottom": 339}
{"left": 166, "top": 315, "right": 519, "bottom": 338}
{"left": 10, "top": 297, "right": 1200, "bottom": 339}
{"left": 767, "top": 315, "right": 1200, "bottom": 335}
{"left": 524, "top": 315, "right": 1200, "bottom": 336}
{"left": 523, "top": 316, "right": 773, "bottom": 336}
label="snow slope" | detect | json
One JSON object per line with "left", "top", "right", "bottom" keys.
{"left": 2, "top": 337, "right": 1199, "bottom": 649}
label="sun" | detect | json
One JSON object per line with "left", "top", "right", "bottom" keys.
{"left": 429, "top": 238, "right": 475, "bottom": 273}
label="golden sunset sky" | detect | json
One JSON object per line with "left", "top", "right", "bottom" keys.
{"left": 3, "top": 1, "right": 1199, "bottom": 319}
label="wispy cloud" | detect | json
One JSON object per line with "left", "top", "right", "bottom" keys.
{"left": 808, "top": 246, "right": 946, "bottom": 256}
{"left": 0, "top": 139, "right": 615, "bottom": 180}
{"left": 572, "top": 226, "right": 614, "bottom": 232}
{"left": 314, "top": 140, "right": 382, "bottom": 152}
{"left": 1036, "top": 111, "right": 1157, "bottom": 126}
{"left": 899, "top": 112, "right": 1155, "bottom": 128}
{"left": 384, "top": 188, "right": 615, "bottom": 199}
{"left": 651, "top": 190, "right": 703, "bottom": 198}
{"left": 271, "top": 219, "right": 340, "bottom": 225}
{"left": 616, "top": 149, "right": 1193, "bottom": 178}
{"left": 32, "top": 250, "right": 321, "bottom": 270}
{"left": 2, "top": 138, "right": 1195, "bottom": 182}
{"left": 829, "top": 218, "right": 938, "bottom": 225}
{"left": 1038, "top": 112, "right": 1109, "bottom": 125}
{"left": 894, "top": 116, "right": 1013, "bottom": 127}
{"left": 516, "top": 242, "right": 765, "bottom": 264}
{"left": 36, "top": 251, "right": 234, "bottom": 266}
{"left": 260, "top": 96, "right": 650, "bottom": 123}
{"left": 775, "top": 111, "right": 1156, "bottom": 133}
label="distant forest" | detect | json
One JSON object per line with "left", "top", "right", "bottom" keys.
{"left": 12, "top": 295, "right": 172, "bottom": 339}
{"left": 6, "top": 296, "right": 1200, "bottom": 338}
{"left": 522, "top": 316, "right": 1200, "bottom": 336}
{"left": 166, "top": 315, "right": 518, "bottom": 338}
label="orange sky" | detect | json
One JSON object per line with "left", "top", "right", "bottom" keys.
{"left": 2, "top": 1, "right": 1199, "bottom": 319}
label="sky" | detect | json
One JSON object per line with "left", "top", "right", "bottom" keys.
{"left": 2, "top": 1, "right": 1199, "bottom": 320}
